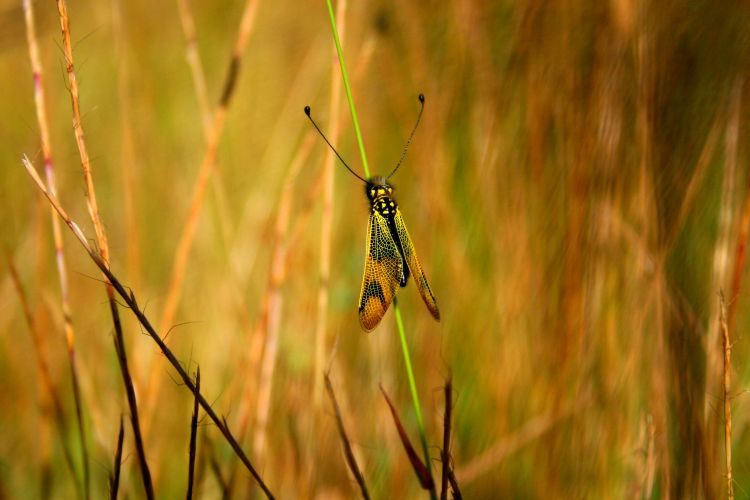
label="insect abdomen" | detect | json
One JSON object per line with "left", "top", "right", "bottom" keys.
{"left": 373, "top": 196, "right": 410, "bottom": 287}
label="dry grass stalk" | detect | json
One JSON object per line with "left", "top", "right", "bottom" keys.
{"left": 112, "top": 311, "right": 154, "bottom": 499}
{"left": 719, "top": 292, "right": 734, "bottom": 500}
{"left": 440, "top": 379, "right": 453, "bottom": 500}
{"left": 187, "top": 369, "right": 201, "bottom": 500}
{"left": 252, "top": 132, "right": 308, "bottom": 465}
{"left": 7, "top": 253, "right": 78, "bottom": 492}
{"left": 313, "top": 0, "right": 347, "bottom": 410}
{"left": 22, "top": 0, "right": 89, "bottom": 496}
{"left": 112, "top": 0, "right": 142, "bottom": 288}
{"left": 146, "top": 0, "right": 262, "bottom": 423}
{"left": 706, "top": 83, "right": 740, "bottom": 422}
{"left": 230, "top": 131, "right": 315, "bottom": 452}
{"left": 55, "top": 0, "right": 109, "bottom": 261}
{"left": 158, "top": 0, "right": 261, "bottom": 335}
{"left": 176, "top": 0, "right": 212, "bottom": 135}
{"left": 324, "top": 374, "right": 370, "bottom": 499}
{"left": 55, "top": 1, "right": 154, "bottom": 495}
{"left": 22, "top": 156, "right": 275, "bottom": 498}
{"left": 109, "top": 416, "right": 125, "bottom": 500}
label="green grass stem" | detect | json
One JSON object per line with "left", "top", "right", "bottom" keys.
{"left": 324, "top": 0, "right": 371, "bottom": 178}
{"left": 394, "top": 298, "right": 436, "bottom": 499}
{"left": 324, "top": 4, "right": 434, "bottom": 496}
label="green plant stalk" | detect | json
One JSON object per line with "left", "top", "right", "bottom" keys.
{"left": 324, "top": 0, "right": 370, "bottom": 178}
{"left": 394, "top": 299, "right": 436, "bottom": 499}
{"left": 324, "top": 3, "right": 434, "bottom": 496}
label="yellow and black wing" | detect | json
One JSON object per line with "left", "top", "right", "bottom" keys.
{"left": 358, "top": 211, "right": 403, "bottom": 331}
{"left": 394, "top": 209, "right": 440, "bottom": 321}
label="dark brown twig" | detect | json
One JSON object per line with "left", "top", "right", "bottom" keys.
{"left": 187, "top": 369, "right": 201, "bottom": 500}
{"left": 22, "top": 157, "right": 275, "bottom": 499}
{"left": 109, "top": 416, "right": 125, "bottom": 500}
{"left": 324, "top": 373, "right": 370, "bottom": 499}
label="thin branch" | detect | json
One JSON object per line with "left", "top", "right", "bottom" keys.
{"left": 22, "top": 156, "right": 275, "bottom": 499}
{"left": 325, "top": 373, "right": 370, "bottom": 499}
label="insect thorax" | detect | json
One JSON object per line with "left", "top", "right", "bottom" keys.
{"left": 366, "top": 177, "right": 398, "bottom": 217}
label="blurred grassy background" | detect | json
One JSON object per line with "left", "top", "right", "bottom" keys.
{"left": 2, "top": 0, "right": 750, "bottom": 497}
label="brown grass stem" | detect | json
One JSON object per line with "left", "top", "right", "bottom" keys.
{"left": 187, "top": 369, "right": 201, "bottom": 500}
{"left": 55, "top": 0, "right": 109, "bottom": 262}
{"left": 55, "top": 1, "right": 154, "bottom": 495}
{"left": 112, "top": 306, "right": 154, "bottom": 499}
{"left": 22, "top": 156, "right": 276, "bottom": 499}
{"left": 22, "top": 0, "right": 89, "bottom": 496}
{"left": 7, "top": 253, "right": 79, "bottom": 494}
{"left": 313, "top": 0, "right": 346, "bottom": 410}
{"left": 158, "top": 0, "right": 260, "bottom": 334}
{"left": 148, "top": 0, "right": 261, "bottom": 422}
{"left": 175, "top": 0, "right": 212, "bottom": 135}
{"left": 440, "top": 379, "right": 453, "bottom": 500}
{"left": 252, "top": 130, "right": 307, "bottom": 466}
{"left": 109, "top": 416, "right": 124, "bottom": 500}
{"left": 230, "top": 131, "right": 315, "bottom": 456}
{"left": 112, "top": 0, "right": 142, "bottom": 288}
{"left": 719, "top": 292, "right": 734, "bottom": 500}
{"left": 324, "top": 373, "right": 370, "bottom": 499}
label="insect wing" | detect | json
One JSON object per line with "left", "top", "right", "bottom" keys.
{"left": 394, "top": 209, "right": 440, "bottom": 321}
{"left": 358, "top": 211, "right": 403, "bottom": 331}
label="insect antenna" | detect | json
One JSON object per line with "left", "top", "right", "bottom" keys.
{"left": 386, "top": 93, "right": 425, "bottom": 180}
{"left": 304, "top": 105, "right": 367, "bottom": 183}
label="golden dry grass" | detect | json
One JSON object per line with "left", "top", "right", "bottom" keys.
{"left": 2, "top": 0, "right": 750, "bottom": 497}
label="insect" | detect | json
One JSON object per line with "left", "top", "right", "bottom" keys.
{"left": 304, "top": 94, "right": 440, "bottom": 331}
